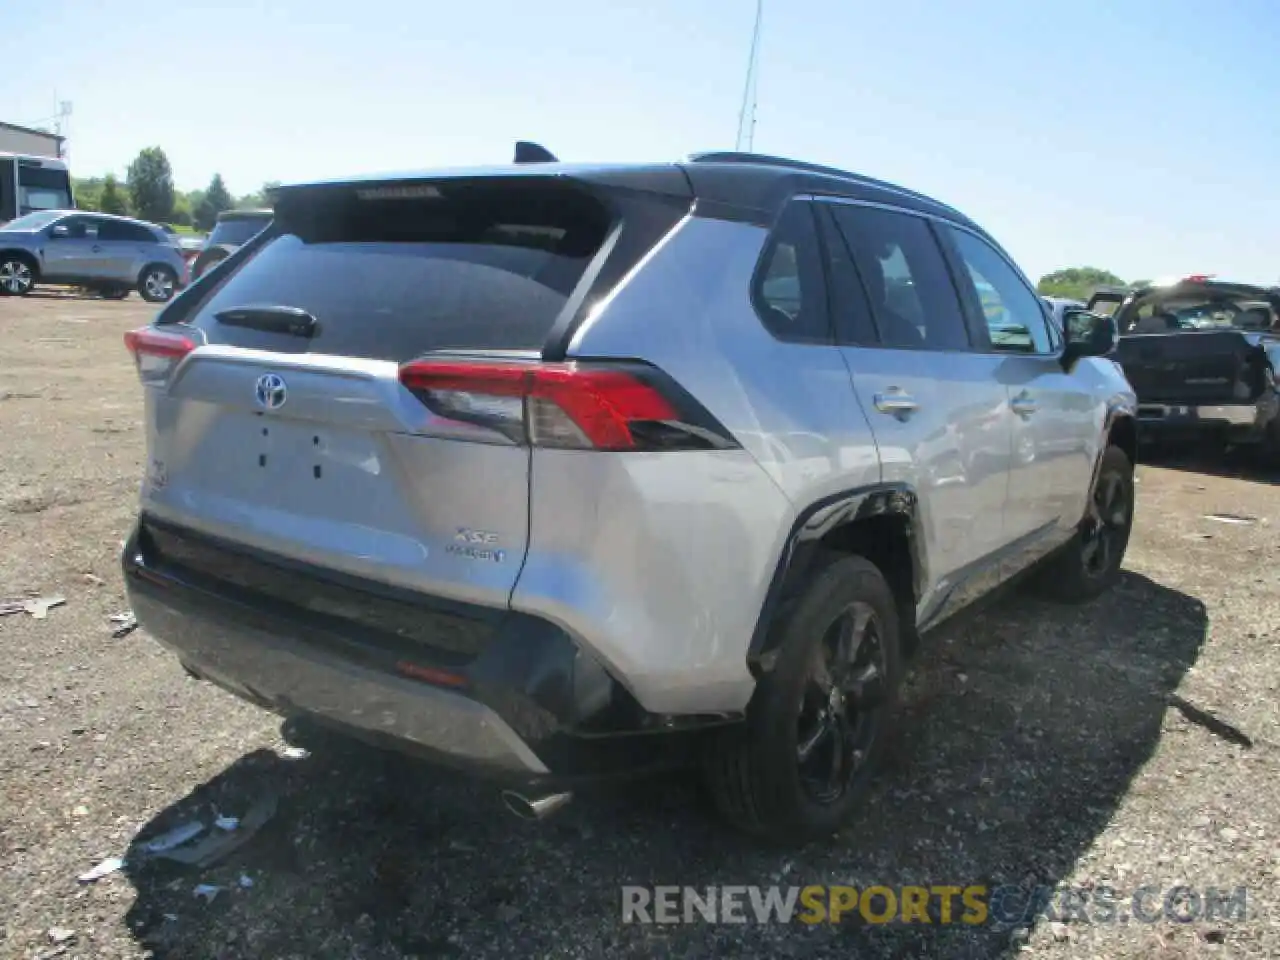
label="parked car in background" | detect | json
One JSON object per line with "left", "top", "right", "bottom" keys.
{"left": 1042, "top": 295, "right": 1085, "bottom": 327}
{"left": 121, "top": 150, "right": 1135, "bottom": 843}
{"left": 0, "top": 210, "right": 186, "bottom": 301}
{"left": 188, "top": 209, "right": 272, "bottom": 282}
{"left": 1089, "top": 277, "right": 1280, "bottom": 456}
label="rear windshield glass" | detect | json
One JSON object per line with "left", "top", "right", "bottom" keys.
{"left": 208, "top": 216, "right": 272, "bottom": 246}
{"left": 1120, "top": 293, "right": 1277, "bottom": 334}
{"left": 184, "top": 182, "right": 612, "bottom": 360}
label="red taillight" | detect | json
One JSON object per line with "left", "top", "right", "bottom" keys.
{"left": 124, "top": 327, "right": 195, "bottom": 384}
{"left": 394, "top": 661, "right": 469, "bottom": 688}
{"left": 398, "top": 360, "right": 680, "bottom": 451}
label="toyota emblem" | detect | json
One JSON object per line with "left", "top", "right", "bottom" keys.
{"left": 255, "top": 373, "right": 287, "bottom": 410}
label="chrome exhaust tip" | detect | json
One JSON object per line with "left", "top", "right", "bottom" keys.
{"left": 501, "top": 789, "right": 573, "bottom": 821}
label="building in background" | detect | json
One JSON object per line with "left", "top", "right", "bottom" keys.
{"left": 0, "top": 121, "right": 64, "bottom": 159}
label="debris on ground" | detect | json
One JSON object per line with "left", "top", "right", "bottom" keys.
{"left": 0, "top": 596, "right": 66, "bottom": 619}
{"left": 280, "top": 745, "right": 310, "bottom": 760}
{"left": 82, "top": 573, "right": 105, "bottom": 586}
{"left": 1204, "top": 513, "right": 1256, "bottom": 525}
{"left": 239, "top": 874, "right": 254, "bottom": 889}
{"left": 142, "top": 821, "right": 206, "bottom": 856}
{"left": 109, "top": 612, "right": 138, "bottom": 638}
{"left": 77, "top": 857, "right": 125, "bottom": 883}
{"left": 47, "top": 927, "right": 76, "bottom": 944}
{"left": 192, "top": 884, "right": 222, "bottom": 903}
{"left": 150, "top": 793, "right": 278, "bottom": 868}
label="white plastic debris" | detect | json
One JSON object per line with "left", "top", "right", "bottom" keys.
{"left": 193, "top": 884, "right": 222, "bottom": 903}
{"left": 1204, "top": 513, "right": 1256, "bottom": 525}
{"left": 239, "top": 874, "right": 254, "bottom": 889}
{"left": 0, "top": 595, "right": 65, "bottom": 618}
{"left": 47, "top": 927, "right": 76, "bottom": 944}
{"left": 150, "top": 793, "right": 278, "bottom": 867}
{"left": 215, "top": 815, "right": 240, "bottom": 832}
{"left": 142, "top": 821, "right": 206, "bottom": 855}
{"left": 78, "top": 857, "right": 125, "bottom": 883}
{"left": 109, "top": 611, "right": 139, "bottom": 638}
{"left": 280, "top": 745, "right": 310, "bottom": 760}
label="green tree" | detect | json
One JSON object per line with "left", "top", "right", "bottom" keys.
{"left": 127, "top": 147, "right": 175, "bottom": 222}
{"left": 235, "top": 181, "right": 280, "bottom": 209}
{"left": 73, "top": 177, "right": 104, "bottom": 211}
{"left": 195, "top": 174, "right": 233, "bottom": 231}
{"left": 1036, "top": 267, "right": 1127, "bottom": 302}
{"left": 99, "top": 174, "right": 129, "bottom": 216}
{"left": 170, "top": 192, "right": 194, "bottom": 226}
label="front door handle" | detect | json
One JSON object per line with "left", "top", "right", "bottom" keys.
{"left": 873, "top": 390, "right": 919, "bottom": 416}
{"left": 1011, "top": 391, "right": 1038, "bottom": 417}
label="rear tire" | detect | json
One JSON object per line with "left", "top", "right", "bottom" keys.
{"left": 703, "top": 553, "right": 902, "bottom": 843}
{"left": 1034, "top": 445, "right": 1134, "bottom": 603}
{"left": 138, "top": 265, "right": 177, "bottom": 303}
{"left": 0, "top": 255, "right": 36, "bottom": 296}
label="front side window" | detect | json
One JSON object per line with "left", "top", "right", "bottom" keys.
{"left": 828, "top": 205, "right": 970, "bottom": 351}
{"left": 947, "top": 228, "right": 1052, "bottom": 353}
{"left": 751, "top": 200, "right": 830, "bottom": 344}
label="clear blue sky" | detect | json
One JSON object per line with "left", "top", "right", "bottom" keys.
{"left": 8, "top": 0, "right": 1278, "bottom": 284}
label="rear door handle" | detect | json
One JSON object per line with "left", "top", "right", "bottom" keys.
{"left": 873, "top": 390, "right": 919, "bottom": 416}
{"left": 1011, "top": 391, "right": 1038, "bottom": 417}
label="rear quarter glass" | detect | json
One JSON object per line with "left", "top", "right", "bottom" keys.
{"left": 184, "top": 182, "right": 614, "bottom": 361}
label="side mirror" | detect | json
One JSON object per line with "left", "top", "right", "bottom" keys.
{"left": 49, "top": 224, "right": 70, "bottom": 238}
{"left": 1061, "top": 310, "right": 1118, "bottom": 368}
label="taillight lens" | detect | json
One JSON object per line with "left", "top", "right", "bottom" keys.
{"left": 124, "top": 327, "right": 195, "bottom": 385}
{"left": 398, "top": 359, "right": 729, "bottom": 452}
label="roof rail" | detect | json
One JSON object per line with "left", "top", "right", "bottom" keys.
{"left": 686, "top": 150, "right": 953, "bottom": 211}
{"left": 687, "top": 151, "right": 860, "bottom": 178}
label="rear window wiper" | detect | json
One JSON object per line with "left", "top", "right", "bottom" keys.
{"left": 214, "top": 305, "right": 318, "bottom": 338}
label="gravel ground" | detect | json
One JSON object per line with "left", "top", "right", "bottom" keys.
{"left": 1, "top": 293, "right": 1278, "bottom": 959}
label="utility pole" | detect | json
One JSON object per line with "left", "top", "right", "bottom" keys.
{"left": 52, "top": 95, "right": 72, "bottom": 160}
{"left": 735, "top": 0, "right": 763, "bottom": 152}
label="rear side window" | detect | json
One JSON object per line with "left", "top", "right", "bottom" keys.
{"left": 209, "top": 216, "right": 272, "bottom": 246}
{"left": 99, "top": 220, "right": 158, "bottom": 243}
{"left": 827, "top": 205, "right": 970, "bottom": 351}
{"left": 751, "top": 200, "right": 831, "bottom": 344}
{"left": 184, "top": 182, "right": 613, "bottom": 360}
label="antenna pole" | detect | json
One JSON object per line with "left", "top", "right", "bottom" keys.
{"left": 735, "top": 0, "right": 763, "bottom": 152}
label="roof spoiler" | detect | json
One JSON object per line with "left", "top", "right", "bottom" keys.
{"left": 514, "top": 141, "right": 558, "bottom": 164}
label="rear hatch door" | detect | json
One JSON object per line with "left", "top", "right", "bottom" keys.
{"left": 1109, "top": 281, "right": 1279, "bottom": 404}
{"left": 1115, "top": 330, "right": 1261, "bottom": 403}
{"left": 134, "top": 176, "right": 619, "bottom": 608}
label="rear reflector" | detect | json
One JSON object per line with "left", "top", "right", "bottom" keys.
{"left": 394, "top": 661, "right": 468, "bottom": 688}
{"left": 124, "top": 327, "right": 196, "bottom": 385}
{"left": 399, "top": 359, "right": 684, "bottom": 451}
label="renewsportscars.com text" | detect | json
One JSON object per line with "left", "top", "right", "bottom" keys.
{"left": 621, "top": 884, "right": 1249, "bottom": 927}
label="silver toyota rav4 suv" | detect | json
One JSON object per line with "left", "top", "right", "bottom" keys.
{"left": 121, "top": 152, "right": 1137, "bottom": 842}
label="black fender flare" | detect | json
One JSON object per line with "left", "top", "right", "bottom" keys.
{"left": 747, "top": 482, "right": 924, "bottom": 675}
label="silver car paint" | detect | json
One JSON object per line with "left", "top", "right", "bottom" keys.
{"left": 133, "top": 186, "right": 1137, "bottom": 733}
{"left": 0, "top": 211, "right": 185, "bottom": 289}
{"left": 142, "top": 346, "right": 533, "bottom": 609}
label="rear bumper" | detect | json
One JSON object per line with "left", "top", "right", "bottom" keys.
{"left": 1136, "top": 395, "right": 1278, "bottom": 440}
{"left": 122, "top": 518, "right": 735, "bottom": 787}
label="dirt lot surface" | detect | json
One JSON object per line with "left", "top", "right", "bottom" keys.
{"left": 1, "top": 293, "right": 1278, "bottom": 959}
